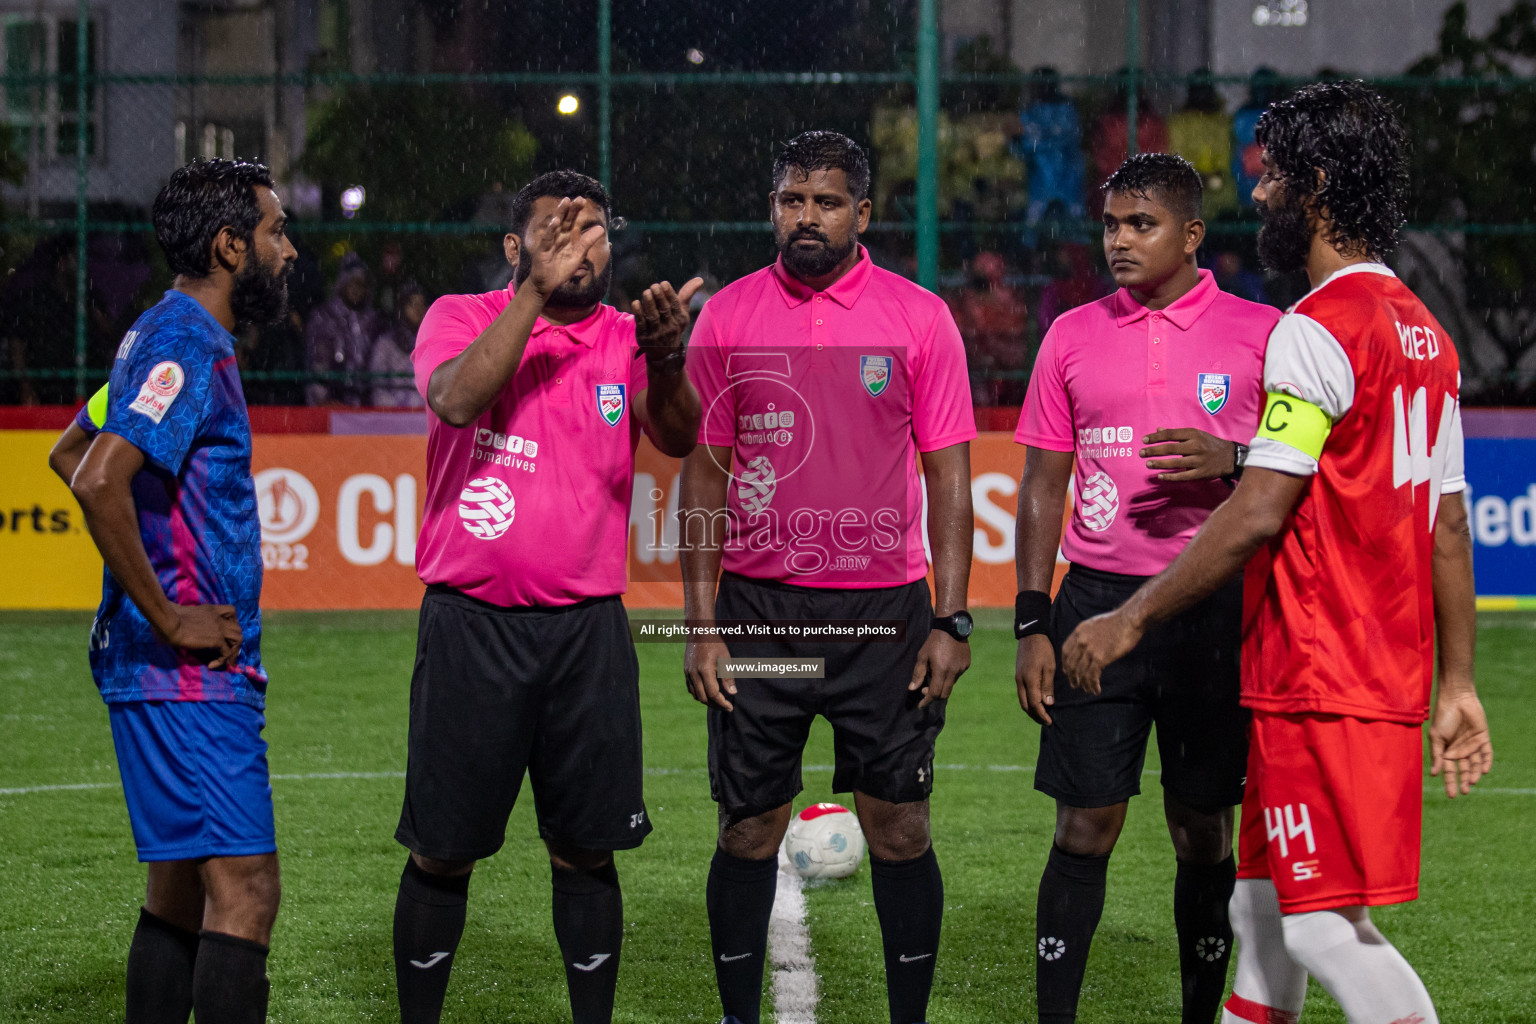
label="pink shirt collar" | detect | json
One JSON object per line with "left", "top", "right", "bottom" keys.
{"left": 1113, "top": 268, "right": 1221, "bottom": 331}
{"left": 770, "top": 246, "right": 875, "bottom": 309}
{"left": 505, "top": 283, "right": 608, "bottom": 348}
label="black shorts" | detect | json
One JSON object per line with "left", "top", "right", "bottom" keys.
{"left": 1034, "top": 564, "right": 1248, "bottom": 813}
{"left": 395, "top": 585, "right": 652, "bottom": 861}
{"left": 707, "top": 572, "right": 942, "bottom": 819}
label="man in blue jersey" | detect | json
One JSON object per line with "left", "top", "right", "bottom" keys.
{"left": 60, "top": 157, "right": 296, "bottom": 1024}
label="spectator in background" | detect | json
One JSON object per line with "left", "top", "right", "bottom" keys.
{"left": 948, "top": 251, "right": 1030, "bottom": 406}
{"left": 1015, "top": 67, "right": 1087, "bottom": 225}
{"left": 1233, "top": 68, "right": 1282, "bottom": 209}
{"left": 370, "top": 278, "right": 427, "bottom": 408}
{"left": 1, "top": 235, "right": 110, "bottom": 405}
{"left": 1036, "top": 241, "right": 1110, "bottom": 336}
{"left": 1168, "top": 69, "right": 1237, "bottom": 217}
{"left": 305, "top": 251, "right": 380, "bottom": 405}
{"left": 377, "top": 240, "right": 407, "bottom": 317}
{"left": 1093, "top": 72, "right": 1169, "bottom": 183}
{"left": 1213, "top": 249, "right": 1267, "bottom": 304}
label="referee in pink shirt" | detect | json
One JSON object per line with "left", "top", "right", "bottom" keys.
{"left": 680, "top": 132, "right": 976, "bottom": 1024}
{"left": 392, "top": 170, "right": 702, "bottom": 1024}
{"left": 1013, "top": 154, "right": 1280, "bottom": 1024}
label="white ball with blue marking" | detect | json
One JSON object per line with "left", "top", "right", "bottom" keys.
{"left": 783, "top": 803, "right": 866, "bottom": 880}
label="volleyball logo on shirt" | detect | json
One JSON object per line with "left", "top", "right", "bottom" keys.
{"left": 1078, "top": 471, "right": 1120, "bottom": 532}
{"left": 596, "top": 383, "right": 626, "bottom": 426}
{"left": 1198, "top": 372, "right": 1231, "bottom": 415}
{"left": 736, "top": 455, "right": 777, "bottom": 513}
{"left": 458, "top": 477, "right": 517, "bottom": 540}
{"left": 859, "top": 355, "right": 892, "bottom": 397}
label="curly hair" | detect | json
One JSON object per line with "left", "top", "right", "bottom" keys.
{"left": 773, "top": 130, "right": 870, "bottom": 202}
{"left": 1255, "top": 80, "right": 1409, "bottom": 259}
{"left": 509, "top": 170, "right": 611, "bottom": 237}
{"left": 153, "top": 158, "right": 274, "bottom": 278}
{"left": 1101, "top": 152, "right": 1203, "bottom": 221}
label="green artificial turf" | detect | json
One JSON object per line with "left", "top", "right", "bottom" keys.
{"left": 1, "top": 609, "right": 1531, "bottom": 1022}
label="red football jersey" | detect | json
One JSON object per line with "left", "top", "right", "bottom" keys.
{"left": 1241, "top": 265, "right": 1466, "bottom": 723}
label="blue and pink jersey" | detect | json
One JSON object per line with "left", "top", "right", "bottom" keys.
{"left": 88, "top": 290, "right": 267, "bottom": 707}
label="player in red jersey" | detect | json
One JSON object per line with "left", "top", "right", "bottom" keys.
{"left": 1059, "top": 82, "right": 1493, "bottom": 1024}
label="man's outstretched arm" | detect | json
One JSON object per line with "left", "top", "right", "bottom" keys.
{"left": 1061, "top": 467, "right": 1309, "bottom": 692}
{"left": 1427, "top": 491, "right": 1492, "bottom": 797}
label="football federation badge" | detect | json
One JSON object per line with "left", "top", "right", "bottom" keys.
{"left": 1198, "top": 372, "right": 1231, "bottom": 415}
{"left": 596, "top": 383, "right": 626, "bottom": 426}
{"left": 860, "top": 355, "right": 892, "bottom": 397}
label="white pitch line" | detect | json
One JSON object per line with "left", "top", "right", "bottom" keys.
{"left": 4, "top": 767, "right": 1535, "bottom": 798}
{"left": 769, "top": 856, "right": 818, "bottom": 1024}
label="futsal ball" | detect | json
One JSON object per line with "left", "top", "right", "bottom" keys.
{"left": 783, "top": 803, "right": 866, "bottom": 879}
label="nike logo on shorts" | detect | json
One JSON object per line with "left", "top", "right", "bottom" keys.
{"left": 898, "top": 953, "right": 933, "bottom": 963}
{"left": 410, "top": 952, "right": 450, "bottom": 969}
{"left": 573, "top": 953, "right": 612, "bottom": 972}
{"left": 719, "top": 952, "right": 753, "bottom": 962}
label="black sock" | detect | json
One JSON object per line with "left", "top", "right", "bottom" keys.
{"left": 552, "top": 861, "right": 624, "bottom": 1024}
{"left": 706, "top": 848, "right": 779, "bottom": 1024}
{"left": 127, "top": 907, "right": 200, "bottom": 1024}
{"left": 1174, "top": 855, "right": 1237, "bottom": 1024}
{"left": 393, "top": 859, "right": 471, "bottom": 1024}
{"left": 870, "top": 846, "right": 944, "bottom": 1024}
{"left": 1035, "top": 843, "right": 1110, "bottom": 1024}
{"left": 191, "top": 931, "right": 269, "bottom": 1024}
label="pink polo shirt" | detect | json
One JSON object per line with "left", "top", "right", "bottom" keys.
{"left": 1015, "top": 269, "right": 1278, "bottom": 576}
{"left": 689, "top": 248, "right": 975, "bottom": 588}
{"left": 412, "top": 286, "right": 648, "bottom": 607}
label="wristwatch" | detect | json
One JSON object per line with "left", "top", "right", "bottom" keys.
{"left": 1226, "top": 441, "right": 1249, "bottom": 482}
{"left": 932, "top": 611, "right": 974, "bottom": 642}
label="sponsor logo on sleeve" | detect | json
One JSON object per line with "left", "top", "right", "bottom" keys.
{"left": 859, "top": 355, "right": 892, "bottom": 397}
{"left": 1199, "top": 372, "right": 1231, "bottom": 414}
{"left": 129, "top": 361, "right": 185, "bottom": 423}
{"left": 596, "top": 383, "right": 627, "bottom": 426}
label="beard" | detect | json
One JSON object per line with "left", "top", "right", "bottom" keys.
{"left": 230, "top": 249, "right": 291, "bottom": 326}
{"left": 1255, "top": 187, "right": 1314, "bottom": 274}
{"left": 777, "top": 224, "right": 858, "bottom": 279}
{"left": 516, "top": 245, "right": 613, "bottom": 308}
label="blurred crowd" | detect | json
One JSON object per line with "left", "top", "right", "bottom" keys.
{"left": 3, "top": 65, "right": 1300, "bottom": 412}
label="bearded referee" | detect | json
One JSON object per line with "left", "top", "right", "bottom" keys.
{"left": 1064, "top": 82, "right": 1493, "bottom": 1024}
{"left": 393, "top": 170, "right": 702, "bottom": 1024}
{"left": 58, "top": 157, "right": 296, "bottom": 1024}
{"left": 680, "top": 131, "right": 975, "bottom": 1024}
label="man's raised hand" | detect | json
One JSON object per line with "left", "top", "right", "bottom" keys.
{"left": 633, "top": 278, "right": 705, "bottom": 360}
{"left": 525, "top": 197, "right": 607, "bottom": 301}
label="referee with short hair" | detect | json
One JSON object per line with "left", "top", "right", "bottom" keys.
{"left": 680, "top": 131, "right": 976, "bottom": 1024}
{"left": 393, "top": 170, "right": 702, "bottom": 1024}
{"left": 1014, "top": 154, "right": 1279, "bottom": 1024}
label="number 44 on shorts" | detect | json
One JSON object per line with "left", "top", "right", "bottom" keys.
{"left": 1264, "top": 801, "right": 1318, "bottom": 862}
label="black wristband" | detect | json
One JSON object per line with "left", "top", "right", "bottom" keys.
{"left": 1014, "top": 590, "right": 1052, "bottom": 639}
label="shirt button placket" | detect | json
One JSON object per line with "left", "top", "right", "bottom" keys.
{"left": 1148, "top": 313, "right": 1166, "bottom": 387}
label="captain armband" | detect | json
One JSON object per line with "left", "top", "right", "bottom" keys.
{"left": 1254, "top": 391, "right": 1332, "bottom": 460}
{"left": 86, "top": 383, "right": 111, "bottom": 429}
